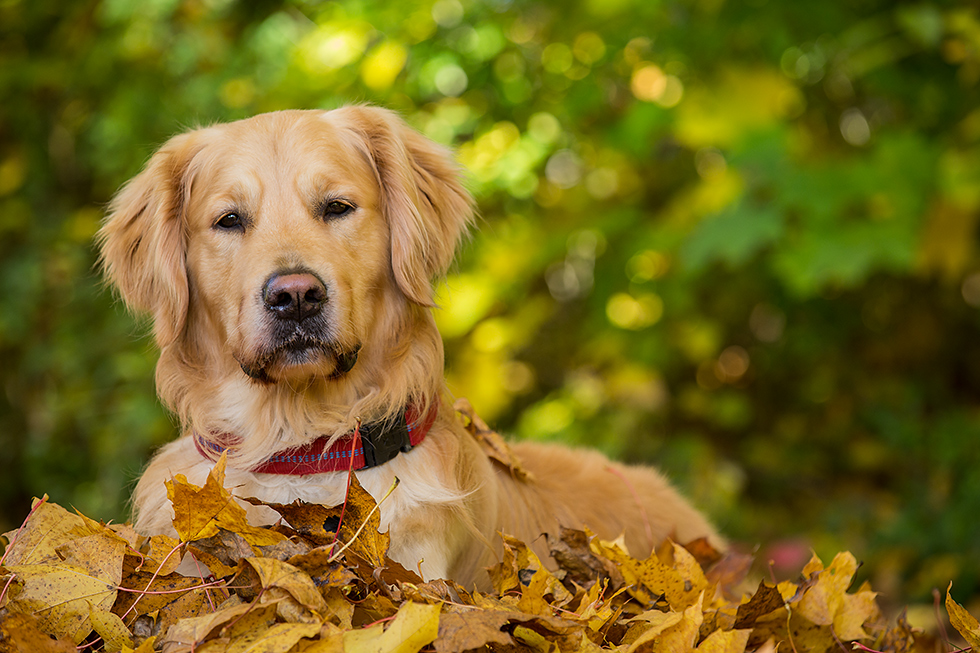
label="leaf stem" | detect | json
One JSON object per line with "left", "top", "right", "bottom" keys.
{"left": 327, "top": 476, "right": 400, "bottom": 564}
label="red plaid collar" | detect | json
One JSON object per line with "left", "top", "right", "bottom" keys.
{"left": 193, "top": 404, "right": 437, "bottom": 475}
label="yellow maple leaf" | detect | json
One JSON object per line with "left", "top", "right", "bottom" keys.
{"left": 165, "top": 452, "right": 284, "bottom": 546}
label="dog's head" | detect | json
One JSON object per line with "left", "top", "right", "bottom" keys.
{"left": 99, "top": 107, "right": 473, "bottom": 388}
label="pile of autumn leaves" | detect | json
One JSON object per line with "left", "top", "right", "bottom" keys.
{"left": 2, "top": 458, "right": 979, "bottom": 653}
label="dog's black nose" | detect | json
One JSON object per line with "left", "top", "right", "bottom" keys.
{"left": 263, "top": 272, "right": 327, "bottom": 322}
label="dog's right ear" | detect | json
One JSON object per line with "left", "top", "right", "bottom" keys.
{"left": 97, "top": 131, "right": 201, "bottom": 347}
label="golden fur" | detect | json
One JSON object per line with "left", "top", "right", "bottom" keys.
{"left": 98, "top": 106, "right": 721, "bottom": 587}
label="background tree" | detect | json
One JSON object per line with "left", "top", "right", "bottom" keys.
{"left": 2, "top": 0, "right": 979, "bottom": 606}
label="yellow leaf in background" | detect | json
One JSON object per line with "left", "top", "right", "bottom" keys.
{"left": 3, "top": 563, "right": 117, "bottom": 644}
{"left": 361, "top": 40, "right": 408, "bottom": 91}
{"left": 343, "top": 601, "right": 440, "bottom": 653}
{"left": 244, "top": 557, "right": 329, "bottom": 615}
{"left": 675, "top": 67, "right": 803, "bottom": 148}
{"left": 946, "top": 584, "right": 980, "bottom": 650}
{"left": 1, "top": 498, "right": 85, "bottom": 566}
{"left": 165, "top": 452, "right": 285, "bottom": 546}
{"left": 89, "top": 603, "right": 134, "bottom": 652}
{"left": 916, "top": 199, "right": 978, "bottom": 280}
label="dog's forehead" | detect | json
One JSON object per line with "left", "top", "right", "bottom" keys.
{"left": 196, "top": 111, "right": 375, "bottom": 185}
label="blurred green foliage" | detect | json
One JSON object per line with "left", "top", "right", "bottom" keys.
{"left": 3, "top": 0, "right": 980, "bottom": 604}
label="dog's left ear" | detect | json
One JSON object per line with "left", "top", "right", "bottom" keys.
{"left": 339, "top": 106, "right": 475, "bottom": 306}
{"left": 97, "top": 131, "right": 203, "bottom": 347}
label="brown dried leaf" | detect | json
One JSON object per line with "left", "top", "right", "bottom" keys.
{"left": 156, "top": 585, "right": 217, "bottom": 641}
{"left": 311, "top": 474, "right": 391, "bottom": 570}
{"left": 548, "top": 527, "right": 621, "bottom": 588}
{"left": 160, "top": 598, "right": 268, "bottom": 650}
{"left": 113, "top": 571, "right": 211, "bottom": 620}
{"left": 455, "top": 398, "right": 534, "bottom": 481}
{"left": 55, "top": 533, "right": 127, "bottom": 587}
{"left": 245, "top": 497, "right": 338, "bottom": 547}
{"left": 0, "top": 609, "right": 76, "bottom": 653}
{"left": 733, "top": 581, "right": 784, "bottom": 629}
{"left": 434, "top": 610, "right": 514, "bottom": 652}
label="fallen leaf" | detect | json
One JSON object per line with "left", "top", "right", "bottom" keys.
{"left": 652, "top": 591, "right": 704, "bottom": 653}
{"left": 343, "top": 601, "right": 440, "bottom": 653}
{"left": 1, "top": 499, "right": 85, "bottom": 566}
{"left": 0, "top": 609, "right": 76, "bottom": 652}
{"left": 623, "top": 610, "right": 685, "bottom": 653}
{"left": 161, "top": 599, "right": 270, "bottom": 649}
{"left": 733, "top": 581, "right": 784, "bottom": 629}
{"left": 695, "top": 628, "right": 750, "bottom": 653}
{"left": 489, "top": 534, "right": 573, "bottom": 615}
{"left": 3, "top": 563, "right": 117, "bottom": 643}
{"left": 434, "top": 610, "right": 514, "bottom": 652}
{"left": 246, "top": 498, "right": 338, "bottom": 546}
{"left": 141, "top": 535, "right": 183, "bottom": 576}
{"left": 56, "top": 533, "right": 126, "bottom": 588}
{"left": 89, "top": 603, "right": 134, "bottom": 652}
{"left": 946, "top": 583, "right": 980, "bottom": 650}
{"left": 112, "top": 571, "right": 212, "bottom": 620}
{"left": 793, "top": 551, "right": 876, "bottom": 641}
{"left": 165, "top": 452, "right": 285, "bottom": 547}
{"left": 455, "top": 398, "right": 534, "bottom": 481}
{"left": 242, "top": 557, "right": 328, "bottom": 615}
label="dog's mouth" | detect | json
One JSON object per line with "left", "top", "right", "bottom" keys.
{"left": 237, "top": 337, "right": 361, "bottom": 384}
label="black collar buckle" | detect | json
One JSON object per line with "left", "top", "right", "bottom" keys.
{"left": 360, "top": 413, "right": 413, "bottom": 468}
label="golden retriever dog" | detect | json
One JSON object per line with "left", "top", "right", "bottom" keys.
{"left": 98, "top": 106, "right": 722, "bottom": 587}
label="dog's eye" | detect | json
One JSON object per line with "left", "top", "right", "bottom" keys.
{"left": 322, "top": 200, "right": 354, "bottom": 219}
{"left": 214, "top": 213, "right": 243, "bottom": 231}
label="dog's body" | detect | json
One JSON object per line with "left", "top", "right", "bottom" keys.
{"left": 99, "top": 107, "right": 721, "bottom": 587}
